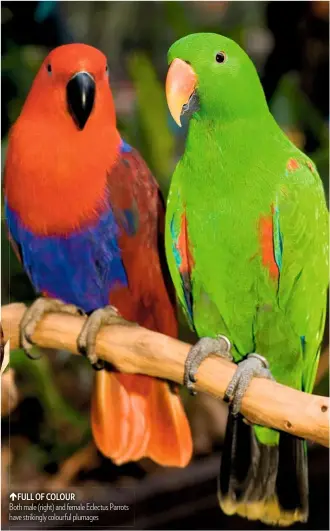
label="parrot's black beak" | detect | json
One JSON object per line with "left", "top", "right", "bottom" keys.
{"left": 66, "top": 71, "right": 95, "bottom": 130}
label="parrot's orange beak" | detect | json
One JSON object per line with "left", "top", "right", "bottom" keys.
{"left": 166, "top": 59, "right": 197, "bottom": 127}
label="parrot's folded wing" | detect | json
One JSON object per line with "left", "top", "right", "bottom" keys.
{"left": 165, "top": 188, "right": 195, "bottom": 331}
{"left": 107, "top": 144, "right": 159, "bottom": 243}
{"left": 106, "top": 143, "right": 178, "bottom": 334}
{"left": 276, "top": 158, "right": 328, "bottom": 393}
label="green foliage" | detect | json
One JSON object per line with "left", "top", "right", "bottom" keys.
{"left": 10, "top": 349, "right": 90, "bottom": 461}
{"left": 1, "top": 207, "right": 31, "bottom": 305}
{"left": 2, "top": 44, "right": 46, "bottom": 124}
{"left": 162, "top": 1, "right": 194, "bottom": 40}
{"left": 314, "top": 373, "right": 329, "bottom": 397}
{"left": 270, "top": 73, "right": 329, "bottom": 190}
{"left": 126, "top": 52, "right": 175, "bottom": 195}
{"left": 10, "top": 349, "right": 88, "bottom": 430}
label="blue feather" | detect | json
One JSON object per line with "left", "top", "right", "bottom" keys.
{"left": 273, "top": 203, "right": 283, "bottom": 272}
{"left": 170, "top": 215, "right": 194, "bottom": 325}
{"left": 300, "top": 335, "right": 306, "bottom": 355}
{"left": 170, "top": 217, "right": 182, "bottom": 270}
{"left": 5, "top": 202, "right": 128, "bottom": 313}
{"left": 120, "top": 139, "right": 132, "bottom": 153}
{"left": 123, "top": 209, "right": 138, "bottom": 236}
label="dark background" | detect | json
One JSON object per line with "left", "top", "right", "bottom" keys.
{"left": 1, "top": 2, "right": 329, "bottom": 530}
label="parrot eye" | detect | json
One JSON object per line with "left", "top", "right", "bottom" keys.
{"left": 215, "top": 52, "right": 226, "bottom": 64}
{"left": 47, "top": 63, "right": 52, "bottom": 75}
{"left": 105, "top": 64, "right": 109, "bottom": 73}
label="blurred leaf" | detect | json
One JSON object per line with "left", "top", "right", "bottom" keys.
{"left": 270, "top": 72, "right": 329, "bottom": 146}
{"left": 270, "top": 72, "right": 329, "bottom": 189}
{"left": 2, "top": 44, "right": 47, "bottom": 124}
{"left": 163, "top": 1, "right": 194, "bottom": 40}
{"left": 314, "top": 372, "right": 329, "bottom": 397}
{"left": 9, "top": 349, "right": 88, "bottom": 433}
{"left": 1, "top": 138, "right": 8, "bottom": 172}
{"left": 127, "top": 52, "right": 175, "bottom": 195}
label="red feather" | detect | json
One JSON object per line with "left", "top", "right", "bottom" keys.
{"left": 259, "top": 208, "right": 279, "bottom": 281}
{"left": 286, "top": 158, "right": 300, "bottom": 172}
{"left": 177, "top": 210, "right": 195, "bottom": 275}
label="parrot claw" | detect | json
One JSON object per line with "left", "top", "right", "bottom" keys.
{"left": 224, "top": 353, "right": 275, "bottom": 416}
{"left": 20, "top": 297, "right": 86, "bottom": 359}
{"left": 184, "top": 335, "right": 233, "bottom": 395}
{"left": 77, "top": 305, "right": 138, "bottom": 370}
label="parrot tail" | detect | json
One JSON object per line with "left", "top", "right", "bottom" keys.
{"left": 91, "top": 370, "right": 193, "bottom": 467}
{"left": 218, "top": 413, "right": 309, "bottom": 527}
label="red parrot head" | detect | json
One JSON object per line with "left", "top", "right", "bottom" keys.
{"left": 5, "top": 43, "right": 121, "bottom": 235}
{"left": 22, "top": 43, "right": 116, "bottom": 131}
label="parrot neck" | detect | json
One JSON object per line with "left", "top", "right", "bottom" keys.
{"left": 184, "top": 112, "right": 282, "bottom": 186}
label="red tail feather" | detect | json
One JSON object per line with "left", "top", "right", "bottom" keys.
{"left": 92, "top": 371, "right": 192, "bottom": 467}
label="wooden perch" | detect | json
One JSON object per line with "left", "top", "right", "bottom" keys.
{"left": 1, "top": 302, "right": 329, "bottom": 447}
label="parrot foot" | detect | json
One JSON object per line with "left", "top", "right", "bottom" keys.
{"left": 77, "top": 305, "right": 138, "bottom": 371}
{"left": 224, "top": 353, "right": 275, "bottom": 416}
{"left": 184, "top": 335, "right": 233, "bottom": 395}
{"left": 20, "top": 297, "right": 85, "bottom": 359}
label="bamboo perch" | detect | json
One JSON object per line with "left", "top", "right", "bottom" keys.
{"left": 1, "top": 302, "right": 329, "bottom": 447}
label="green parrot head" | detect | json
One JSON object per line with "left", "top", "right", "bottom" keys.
{"left": 166, "top": 33, "right": 268, "bottom": 125}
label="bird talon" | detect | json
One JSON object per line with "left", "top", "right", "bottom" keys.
{"left": 247, "top": 352, "right": 269, "bottom": 368}
{"left": 224, "top": 353, "right": 275, "bottom": 415}
{"left": 223, "top": 392, "right": 231, "bottom": 404}
{"left": 184, "top": 335, "right": 232, "bottom": 395}
{"left": 20, "top": 297, "right": 85, "bottom": 360}
{"left": 77, "top": 305, "right": 134, "bottom": 371}
{"left": 188, "top": 385, "right": 197, "bottom": 396}
{"left": 25, "top": 349, "right": 43, "bottom": 361}
{"left": 217, "top": 334, "right": 232, "bottom": 356}
{"left": 92, "top": 359, "right": 105, "bottom": 371}
{"left": 24, "top": 332, "right": 35, "bottom": 345}
{"left": 231, "top": 406, "right": 241, "bottom": 418}
{"left": 78, "top": 345, "right": 87, "bottom": 356}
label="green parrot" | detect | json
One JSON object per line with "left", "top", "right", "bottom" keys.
{"left": 164, "top": 33, "right": 328, "bottom": 526}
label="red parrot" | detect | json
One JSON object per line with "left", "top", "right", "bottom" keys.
{"left": 4, "top": 43, "right": 192, "bottom": 467}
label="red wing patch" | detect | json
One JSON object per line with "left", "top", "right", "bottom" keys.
{"left": 171, "top": 210, "right": 195, "bottom": 325}
{"left": 306, "top": 161, "right": 315, "bottom": 173}
{"left": 286, "top": 158, "right": 300, "bottom": 172}
{"left": 177, "top": 212, "right": 195, "bottom": 275}
{"left": 259, "top": 210, "right": 279, "bottom": 281}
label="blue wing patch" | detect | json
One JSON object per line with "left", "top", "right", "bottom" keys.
{"left": 5, "top": 202, "right": 128, "bottom": 313}
{"left": 273, "top": 202, "right": 283, "bottom": 273}
{"left": 170, "top": 215, "right": 194, "bottom": 328}
{"left": 120, "top": 139, "right": 132, "bottom": 153}
{"left": 123, "top": 208, "right": 139, "bottom": 236}
{"left": 170, "top": 217, "right": 182, "bottom": 270}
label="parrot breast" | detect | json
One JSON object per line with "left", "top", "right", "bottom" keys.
{"left": 4, "top": 115, "right": 121, "bottom": 236}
